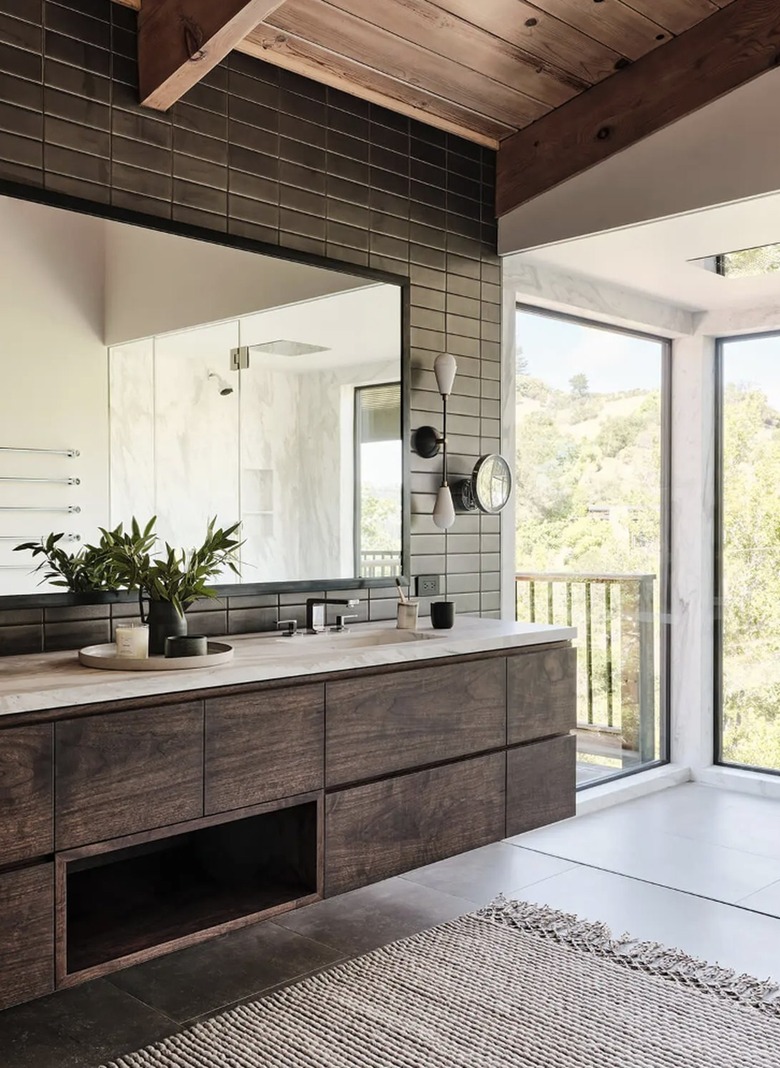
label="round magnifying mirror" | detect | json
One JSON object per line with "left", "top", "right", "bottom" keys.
{"left": 459, "top": 454, "right": 512, "bottom": 514}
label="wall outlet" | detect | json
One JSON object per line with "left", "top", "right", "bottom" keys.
{"left": 415, "top": 574, "right": 440, "bottom": 597}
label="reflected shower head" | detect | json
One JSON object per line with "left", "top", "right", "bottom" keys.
{"left": 208, "top": 372, "right": 234, "bottom": 396}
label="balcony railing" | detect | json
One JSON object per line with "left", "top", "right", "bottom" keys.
{"left": 516, "top": 572, "right": 657, "bottom": 769}
{"left": 360, "top": 550, "right": 401, "bottom": 578}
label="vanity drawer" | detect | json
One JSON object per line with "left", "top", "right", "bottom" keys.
{"left": 325, "top": 658, "right": 506, "bottom": 786}
{"left": 204, "top": 684, "right": 324, "bottom": 815}
{"left": 0, "top": 862, "right": 53, "bottom": 1010}
{"left": 0, "top": 724, "right": 53, "bottom": 866}
{"left": 55, "top": 703, "right": 203, "bottom": 849}
{"left": 325, "top": 750, "right": 506, "bottom": 895}
{"left": 506, "top": 734, "right": 576, "bottom": 837}
{"left": 507, "top": 647, "right": 576, "bottom": 745}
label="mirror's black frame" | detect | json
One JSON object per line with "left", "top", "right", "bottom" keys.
{"left": 0, "top": 179, "right": 411, "bottom": 610}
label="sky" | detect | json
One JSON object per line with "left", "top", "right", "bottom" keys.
{"left": 722, "top": 334, "right": 780, "bottom": 409}
{"left": 516, "top": 309, "right": 663, "bottom": 393}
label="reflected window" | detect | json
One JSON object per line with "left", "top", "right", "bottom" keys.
{"left": 355, "top": 383, "right": 401, "bottom": 578}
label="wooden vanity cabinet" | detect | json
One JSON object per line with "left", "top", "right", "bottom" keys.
{"left": 55, "top": 702, "right": 203, "bottom": 849}
{"left": 507, "top": 647, "right": 576, "bottom": 744}
{"left": 326, "top": 658, "right": 506, "bottom": 786}
{"left": 0, "top": 724, "right": 52, "bottom": 866}
{"left": 0, "top": 638, "right": 576, "bottom": 1011}
{"left": 204, "top": 684, "right": 324, "bottom": 815}
{"left": 506, "top": 734, "right": 576, "bottom": 836}
{"left": 325, "top": 751, "right": 506, "bottom": 896}
{"left": 0, "top": 862, "right": 54, "bottom": 1011}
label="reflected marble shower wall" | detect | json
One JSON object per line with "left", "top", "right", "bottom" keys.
{"left": 110, "top": 322, "right": 242, "bottom": 583}
{"left": 238, "top": 361, "right": 301, "bottom": 583}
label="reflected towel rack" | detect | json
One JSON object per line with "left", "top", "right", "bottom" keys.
{"left": 0, "top": 477, "right": 80, "bottom": 485}
{"left": 0, "top": 446, "right": 79, "bottom": 457}
{"left": 0, "top": 505, "right": 81, "bottom": 513}
{"left": 0, "top": 534, "right": 80, "bottom": 542}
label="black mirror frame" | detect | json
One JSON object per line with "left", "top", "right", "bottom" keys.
{"left": 0, "top": 179, "right": 412, "bottom": 610}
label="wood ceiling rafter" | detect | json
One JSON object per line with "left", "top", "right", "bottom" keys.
{"left": 137, "top": 0, "right": 286, "bottom": 109}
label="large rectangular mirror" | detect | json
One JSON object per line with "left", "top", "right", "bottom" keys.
{"left": 0, "top": 193, "right": 406, "bottom": 598}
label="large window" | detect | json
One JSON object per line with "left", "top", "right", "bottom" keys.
{"left": 515, "top": 308, "right": 670, "bottom": 787}
{"left": 717, "top": 333, "right": 780, "bottom": 772}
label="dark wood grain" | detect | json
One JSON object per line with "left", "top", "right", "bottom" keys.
{"left": 325, "top": 751, "right": 506, "bottom": 895}
{"left": 55, "top": 792, "right": 321, "bottom": 985}
{"left": 138, "top": 0, "right": 285, "bottom": 109}
{"left": 497, "top": 0, "right": 780, "bottom": 214}
{"left": 326, "top": 658, "right": 506, "bottom": 786}
{"left": 0, "top": 724, "right": 52, "bottom": 866}
{"left": 506, "top": 734, "right": 576, "bottom": 837}
{"left": 507, "top": 647, "right": 576, "bottom": 745}
{"left": 55, "top": 703, "right": 203, "bottom": 850}
{"left": 204, "top": 684, "right": 324, "bottom": 815}
{"left": 0, "top": 862, "right": 53, "bottom": 1010}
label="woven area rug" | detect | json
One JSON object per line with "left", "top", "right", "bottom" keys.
{"left": 104, "top": 898, "right": 780, "bottom": 1068}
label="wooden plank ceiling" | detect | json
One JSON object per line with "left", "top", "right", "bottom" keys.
{"left": 120, "top": 0, "right": 735, "bottom": 145}
{"left": 119, "top": 0, "right": 778, "bottom": 217}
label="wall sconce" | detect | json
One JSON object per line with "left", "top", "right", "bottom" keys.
{"left": 412, "top": 353, "right": 457, "bottom": 530}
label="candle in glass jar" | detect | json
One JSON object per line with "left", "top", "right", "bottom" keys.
{"left": 115, "top": 623, "right": 149, "bottom": 659}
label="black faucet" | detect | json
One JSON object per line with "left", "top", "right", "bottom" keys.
{"left": 305, "top": 597, "right": 359, "bottom": 634}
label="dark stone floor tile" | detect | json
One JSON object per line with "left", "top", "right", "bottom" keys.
{"left": 0, "top": 979, "right": 175, "bottom": 1068}
{"left": 107, "top": 919, "right": 343, "bottom": 1023}
{"left": 273, "top": 876, "right": 474, "bottom": 955}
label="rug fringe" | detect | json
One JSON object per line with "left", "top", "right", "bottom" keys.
{"left": 477, "top": 895, "right": 780, "bottom": 1017}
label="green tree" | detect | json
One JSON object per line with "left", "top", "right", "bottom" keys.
{"left": 569, "top": 373, "right": 589, "bottom": 397}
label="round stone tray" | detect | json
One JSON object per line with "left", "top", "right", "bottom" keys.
{"left": 78, "top": 642, "right": 234, "bottom": 671}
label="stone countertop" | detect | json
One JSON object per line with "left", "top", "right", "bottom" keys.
{"left": 0, "top": 616, "right": 576, "bottom": 719}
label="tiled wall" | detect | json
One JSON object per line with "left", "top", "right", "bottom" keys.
{"left": 0, "top": 0, "right": 502, "bottom": 656}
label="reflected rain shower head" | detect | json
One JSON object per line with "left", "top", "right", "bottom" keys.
{"left": 208, "top": 372, "right": 234, "bottom": 396}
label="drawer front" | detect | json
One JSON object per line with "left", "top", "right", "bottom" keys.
{"left": 205, "top": 684, "right": 324, "bottom": 815}
{"left": 326, "top": 658, "right": 506, "bottom": 786}
{"left": 0, "top": 724, "right": 53, "bottom": 866}
{"left": 507, "top": 647, "right": 576, "bottom": 745}
{"left": 0, "top": 862, "right": 53, "bottom": 1010}
{"left": 55, "top": 703, "right": 203, "bottom": 849}
{"left": 506, "top": 734, "right": 576, "bottom": 838}
{"left": 325, "top": 750, "right": 506, "bottom": 896}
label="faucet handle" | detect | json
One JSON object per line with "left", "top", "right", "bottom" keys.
{"left": 330, "top": 613, "right": 358, "bottom": 633}
{"left": 276, "top": 618, "right": 298, "bottom": 637}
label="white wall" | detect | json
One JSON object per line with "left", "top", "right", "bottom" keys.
{"left": 0, "top": 198, "right": 108, "bottom": 593}
{"left": 104, "top": 224, "right": 370, "bottom": 346}
{"left": 499, "top": 67, "right": 780, "bottom": 255}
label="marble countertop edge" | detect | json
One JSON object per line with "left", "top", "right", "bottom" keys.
{"left": 0, "top": 617, "right": 576, "bottom": 718}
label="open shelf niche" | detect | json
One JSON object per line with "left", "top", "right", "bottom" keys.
{"left": 64, "top": 799, "right": 319, "bottom": 976}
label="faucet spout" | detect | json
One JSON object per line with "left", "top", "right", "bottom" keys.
{"left": 305, "top": 597, "right": 360, "bottom": 634}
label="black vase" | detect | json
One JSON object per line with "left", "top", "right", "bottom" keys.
{"left": 146, "top": 600, "right": 187, "bottom": 656}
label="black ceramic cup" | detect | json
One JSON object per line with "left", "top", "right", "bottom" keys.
{"left": 430, "top": 600, "right": 455, "bottom": 630}
{"left": 164, "top": 634, "right": 208, "bottom": 658}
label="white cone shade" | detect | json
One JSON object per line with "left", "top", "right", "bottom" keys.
{"left": 432, "top": 484, "right": 456, "bottom": 529}
{"left": 433, "top": 353, "right": 457, "bottom": 397}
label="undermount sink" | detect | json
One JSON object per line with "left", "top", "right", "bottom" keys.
{"left": 269, "top": 628, "right": 436, "bottom": 654}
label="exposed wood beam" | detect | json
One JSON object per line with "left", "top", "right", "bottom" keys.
{"left": 497, "top": 0, "right": 780, "bottom": 217}
{"left": 138, "top": 0, "right": 286, "bottom": 110}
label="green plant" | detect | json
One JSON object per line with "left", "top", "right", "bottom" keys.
{"left": 14, "top": 518, "right": 157, "bottom": 593}
{"left": 108, "top": 517, "right": 243, "bottom": 616}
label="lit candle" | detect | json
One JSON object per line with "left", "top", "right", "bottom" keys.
{"left": 115, "top": 623, "right": 149, "bottom": 659}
